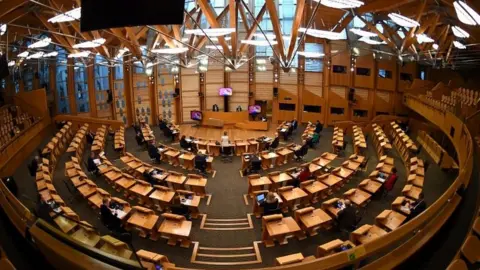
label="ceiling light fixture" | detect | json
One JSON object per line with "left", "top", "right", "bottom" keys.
{"left": 115, "top": 48, "right": 129, "bottom": 59}
{"left": 68, "top": 51, "right": 91, "bottom": 58}
{"left": 432, "top": 43, "right": 439, "bottom": 50}
{"left": 17, "top": 51, "right": 29, "bottom": 58}
{"left": 43, "top": 51, "right": 58, "bottom": 57}
{"left": 297, "top": 51, "right": 325, "bottom": 58}
{"left": 453, "top": 41, "right": 466, "bottom": 49}
{"left": 314, "top": 0, "right": 364, "bottom": 9}
{"left": 151, "top": 47, "right": 188, "bottom": 54}
{"left": 359, "top": 36, "right": 386, "bottom": 45}
{"left": 73, "top": 38, "right": 106, "bottom": 49}
{"left": 299, "top": 28, "right": 346, "bottom": 40}
{"left": 416, "top": 34, "right": 434, "bottom": 44}
{"left": 8, "top": 61, "right": 15, "bottom": 67}
{"left": 0, "top": 24, "right": 6, "bottom": 36}
{"left": 388, "top": 13, "right": 420, "bottom": 28}
{"left": 240, "top": 40, "right": 278, "bottom": 46}
{"left": 349, "top": 28, "right": 377, "bottom": 37}
{"left": 28, "top": 37, "right": 51, "bottom": 49}
{"left": 27, "top": 52, "right": 44, "bottom": 59}
{"left": 185, "top": 28, "right": 235, "bottom": 37}
{"left": 48, "top": 7, "right": 81, "bottom": 23}
{"left": 452, "top": 26, "right": 470, "bottom": 38}
{"left": 253, "top": 33, "right": 277, "bottom": 40}
{"left": 453, "top": 1, "right": 480, "bottom": 25}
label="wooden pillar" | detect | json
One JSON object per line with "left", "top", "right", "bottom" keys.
{"left": 109, "top": 66, "right": 116, "bottom": 120}
{"left": 297, "top": 43, "right": 305, "bottom": 122}
{"left": 50, "top": 63, "right": 57, "bottom": 116}
{"left": 33, "top": 63, "right": 40, "bottom": 90}
{"left": 67, "top": 58, "right": 77, "bottom": 115}
{"left": 87, "top": 59, "right": 97, "bottom": 117}
{"left": 272, "top": 62, "right": 280, "bottom": 124}
{"left": 199, "top": 72, "right": 205, "bottom": 111}
{"left": 249, "top": 48, "right": 255, "bottom": 106}
{"left": 123, "top": 56, "right": 134, "bottom": 125}
{"left": 372, "top": 59, "right": 378, "bottom": 120}
{"left": 149, "top": 68, "right": 157, "bottom": 125}
{"left": 323, "top": 41, "right": 330, "bottom": 125}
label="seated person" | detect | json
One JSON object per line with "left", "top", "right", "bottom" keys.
{"left": 406, "top": 193, "right": 426, "bottom": 222}
{"left": 87, "top": 152, "right": 99, "bottom": 174}
{"left": 306, "top": 132, "right": 320, "bottom": 148}
{"left": 294, "top": 143, "right": 309, "bottom": 159}
{"left": 28, "top": 156, "right": 40, "bottom": 177}
{"left": 212, "top": 104, "right": 220, "bottom": 112}
{"left": 170, "top": 202, "right": 191, "bottom": 220}
{"left": 291, "top": 118, "right": 298, "bottom": 130}
{"left": 143, "top": 168, "right": 157, "bottom": 186}
{"left": 266, "top": 133, "right": 279, "bottom": 150}
{"left": 236, "top": 105, "right": 242, "bottom": 112}
{"left": 147, "top": 141, "right": 161, "bottom": 162}
{"left": 135, "top": 131, "right": 145, "bottom": 146}
{"left": 195, "top": 153, "right": 207, "bottom": 174}
{"left": 283, "top": 124, "right": 293, "bottom": 141}
{"left": 100, "top": 198, "right": 123, "bottom": 232}
{"left": 158, "top": 118, "right": 167, "bottom": 131}
{"left": 260, "top": 192, "right": 280, "bottom": 216}
{"left": 314, "top": 120, "right": 323, "bottom": 133}
{"left": 336, "top": 200, "right": 360, "bottom": 232}
{"left": 298, "top": 166, "right": 311, "bottom": 183}
{"left": 249, "top": 155, "right": 262, "bottom": 174}
{"left": 383, "top": 167, "right": 398, "bottom": 196}
{"left": 180, "top": 135, "right": 196, "bottom": 152}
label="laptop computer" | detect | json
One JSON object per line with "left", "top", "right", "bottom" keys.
{"left": 256, "top": 194, "right": 266, "bottom": 204}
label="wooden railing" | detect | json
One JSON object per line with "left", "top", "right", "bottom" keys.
{"left": 53, "top": 115, "right": 124, "bottom": 130}
{"left": 0, "top": 93, "right": 473, "bottom": 270}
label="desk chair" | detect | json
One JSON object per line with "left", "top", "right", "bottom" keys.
{"left": 264, "top": 207, "right": 282, "bottom": 217}
{"left": 294, "top": 145, "right": 309, "bottom": 162}
{"left": 194, "top": 158, "right": 207, "bottom": 177}
{"left": 249, "top": 159, "right": 262, "bottom": 174}
{"left": 359, "top": 157, "right": 369, "bottom": 172}
{"left": 148, "top": 149, "right": 161, "bottom": 164}
{"left": 221, "top": 146, "right": 233, "bottom": 163}
{"left": 269, "top": 138, "right": 280, "bottom": 150}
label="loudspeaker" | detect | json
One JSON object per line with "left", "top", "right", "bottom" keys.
{"left": 173, "top": 88, "right": 180, "bottom": 98}
{"left": 273, "top": 87, "right": 278, "bottom": 97}
{"left": 348, "top": 88, "right": 355, "bottom": 101}
{"left": 80, "top": 0, "right": 185, "bottom": 31}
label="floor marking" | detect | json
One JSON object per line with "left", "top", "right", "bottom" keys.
{"left": 243, "top": 194, "right": 250, "bottom": 205}
{"left": 206, "top": 194, "right": 212, "bottom": 206}
{"left": 190, "top": 241, "right": 262, "bottom": 266}
{"left": 200, "top": 214, "right": 254, "bottom": 231}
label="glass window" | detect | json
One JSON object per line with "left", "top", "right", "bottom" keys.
{"left": 23, "top": 66, "right": 34, "bottom": 92}
{"left": 134, "top": 61, "right": 145, "bottom": 74}
{"left": 304, "top": 43, "right": 324, "bottom": 72}
{"left": 378, "top": 69, "right": 392, "bottom": 79}
{"left": 114, "top": 59, "right": 124, "bottom": 80}
{"left": 95, "top": 55, "right": 109, "bottom": 91}
{"left": 74, "top": 60, "right": 89, "bottom": 113}
{"left": 55, "top": 47, "right": 70, "bottom": 113}
{"left": 39, "top": 61, "right": 50, "bottom": 93}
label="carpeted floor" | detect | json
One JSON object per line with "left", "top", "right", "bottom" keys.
{"left": 12, "top": 123, "right": 457, "bottom": 269}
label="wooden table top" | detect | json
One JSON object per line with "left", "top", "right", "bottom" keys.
{"left": 116, "top": 177, "right": 136, "bottom": 189}
{"left": 180, "top": 196, "right": 200, "bottom": 207}
{"left": 130, "top": 184, "right": 154, "bottom": 197}
{"left": 408, "top": 174, "right": 424, "bottom": 187}
{"left": 280, "top": 188, "right": 308, "bottom": 202}
{"left": 120, "top": 156, "right": 134, "bottom": 163}
{"left": 277, "top": 148, "right": 293, "bottom": 156}
{"left": 165, "top": 150, "right": 180, "bottom": 157}
{"left": 359, "top": 179, "right": 382, "bottom": 194}
{"left": 318, "top": 239, "right": 345, "bottom": 252}
{"left": 334, "top": 167, "right": 354, "bottom": 179}
{"left": 320, "top": 175, "right": 342, "bottom": 187}
{"left": 149, "top": 189, "right": 175, "bottom": 203}
{"left": 77, "top": 184, "right": 96, "bottom": 197}
{"left": 179, "top": 153, "right": 195, "bottom": 161}
{"left": 158, "top": 219, "right": 192, "bottom": 237}
{"left": 166, "top": 174, "right": 187, "bottom": 184}
{"left": 377, "top": 210, "right": 407, "bottom": 231}
{"left": 262, "top": 152, "right": 279, "bottom": 159}
{"left": 70, "top": 176, "right": 86, "bottom": 187}
{"left": 270, "top": 173, "right": 293, "bottom": 184}
{"left": 303, "top": 181, "right": 328, "bottom": 194}
{"left": 315, "top": 158, "right": 332, "bottom": 167}
{"left": 299, "top": 208, "right": 332, "bottom": 228}
{"left": 344, "top": 161, "right": 361, "bottom": 171}
{"left": 308, "top": 163, "right": 322, "bottom": 173}
{"left": 54, "top": 215, "right": 78, "bottom": 234}
{"left": 276, "top": 253, "right": 304, "bottom": 265}
{"left": 356, "top": 225, "right": 387, "bottom": 244}
{"left": 266, "top": 217, "right": 301, "bottom": 237}
{"left": 127, "top": 212, "right": 158, "bottom": 230}
{"left": 250, "top": 176, "right": 272, "bottom": 187}
{"left": 104, "top": 170, "right": 122, "bottom": 181}
{"left": 345, "top": 189, "right": 371, "bottom": 206}
{"left": 185, "top": 177, "right": 207, "bottom": 187}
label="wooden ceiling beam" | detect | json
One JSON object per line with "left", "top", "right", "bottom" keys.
{"left": 0, "top": 0, "right": 28, "bottom": 22}
{"left": 191, "top": 6, "right": 229, "bottom": 55}
{"left": 359, "top": 17, "right": 397, "bottom": 51}
{"left": 197, "top": 0, "right": 231, "bottom": 57}
{"left": 400, "top": 0, "right": 427, "bottom": 53}
{"left": 229, "top": 0, "right": 237, "bottom": 61}
{"left": 356, "top": 0, "right": 416, "bottom": 13}
{"left": 155, "top": 25, "right": 177, "bottom": 48}
{"left": 135, "top": 27, "right": 149, "bottom": 40}
{"left": 266, "top": 0, "right": 286, "bottom": 64}
{"left": 35, "top": 13, "right": 76, "bottom": 53}
{"left": 238, "top": 3, "right": 250, "bottom": 31}
{"left": 286, "top": 0, "right": 306, "bottom": 61}
{"left": 109, "top": 28, "right": 142, "bottom": 59}
{"left": 238, "top": 4, "right": 266, "bottom": 55}
{"left": 333, "top": 13, "right": 353, "bottom": 32}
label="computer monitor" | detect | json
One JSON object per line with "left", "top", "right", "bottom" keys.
{"left": 248, "top": 105, "right": 261, "bottom": 114}
{"left": 219, "top": 87, "right": 232, "bottom": 96}
{"left": 190, "top": 110, "right": 203, "bottom": 121}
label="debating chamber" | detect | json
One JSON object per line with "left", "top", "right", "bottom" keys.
{"left": 1, "top": 0, "right": 480, "bottom": 269}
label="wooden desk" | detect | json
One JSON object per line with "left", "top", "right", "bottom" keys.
{"left": 179, "top": 152, "right": 195, "bottom": 171}
{"left": 318, "top": 174, "right": 343, "bottom": 192}
{"left": 164, "top": 150, "right": 181, "bottom": 166}
{"left": 71, "top": 223, "right": 101, "bottom": 247}
{"left": 126, "top": 206, "right": 159, "bottom": 239}
{"left": 77, "top": 180, "right": 97, "bottom": 198}
{"left": 53, "top": 215, "right": 78, "bottom": 234}
{"left": 252, "top": 190, "right": 283, "bottom": 218}
{"left": 279, "top": 187, "right": 308, "bottom": 211}
{"left": 276, "top": 148, "right": 294, "bottom": 166}
{"left": 358, "top": 179, "right": 382, "bottom": 195}
{"left": 407, "top": 173, "right": 424, "bottom": 187}
{"left": 402, "top": 184, "right": 422, "bottom": 200}
{"left": 261, "top": 152, "right": 278, "bottom": 170}
{"left": 99, "top": 236, "right": 132, "bottom": 259}
{"left": 104, "top": 169, "right": 123, "bottom": 184}
{"left": 300, "top": 180, "right": 328, "bottom": 203}
{"left": 129, "top": 180, "right": 154, "bottom": 205}
{"left": 208, "top": 143, "right": 220, "bottom": 156}
{"left": 177, "top": 191, "right": 201, "bottom": 219}
{"left": 295, "top": 207, "right": 332, "bottom": 236}
{"left": 149, "top": 186, "right": 176, "bottom": 211}
{"left": 247, "top": 139, "right": 259, "bottom": 153}
{"left": 262, "top": 215, "right": 301, "bottom": 247}
{"left": 248, "top": 175, "right": 272, "bottom": 197}
{"left": 275, "top": 253, "right": 304, "bottom": 266}
{"left": 375, "top": 210, "right": 407, "bottom": 231}
{"left": 332, "top": 167, "right": 354, "bottom": 180}
{"left": 137, "top": 249, "right": 169, "bottom": 265}
{"left": 185, "top": 174, "right": 207, "bottom": 197}
{"left": 87, "top": 188, "right": 110, "bottom": 209}
{"left": 321, "top": 198, "right": 345, "bottom": 218}
{"left": 342, "top": 160, "right": 361, "bottom": 172}
{"left": 351, "top": 224, "right": 387, "bottom": 245}
{"left": 316, "top": 239, "right": 356, "bottom": 258}
{"left": 269, "top": 172, "right": 293, "bottom": 189}
{"left": 344, "top": 188, "right": 372, "bottom": 207}
{"left": 156, "top": 213, "right": 192, "bottom": 247}
{"left": 391, "top": 196, "right": 416, "bottom": 216}
{"left": 235, "top": 140, "right": 249, "bottom": 156}
{"left": 165, "top": 172, "right": 187, "bottom": 190}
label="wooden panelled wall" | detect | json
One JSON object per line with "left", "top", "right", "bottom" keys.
{"left": 5, "top": 42, "right": 418, "bottom": 127}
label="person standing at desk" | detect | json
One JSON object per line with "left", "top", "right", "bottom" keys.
{"left": 100, "top": 198, "right": 123, "bottom": 232}
{"left": 221, "top": 131, "right": 230, "bottom": 148}
{"left": 195, "top": 152, "right": 207, "bottom": 174}
{"left": 406, "top": 193, "right": 426, "bottom": 221}
{"left": 337, "top": 200, "right": 360, "bottom": 232}
{"left": 314, "top": 120, "right": 323, "bottom": 133}
{"left": 383, "top": 167, "right": 398, "bottom": 197}
{"left": 291, "top": 118, "right": 298, "bottom": 131}
{"left": 28, "top": 156, "right": 40, "bottom": 177}
{"left": 213, "top": 104, "right": 219, "bottom": 112}
{"left": 260, "top": 192, "right": 280, "bottom": 216}
{"left": 87, "top": 152, "right": 99, "bottom": 175}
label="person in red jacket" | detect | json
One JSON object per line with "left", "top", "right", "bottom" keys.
{"left": 383, "top": 167, "right": 398, "bottom": 197}
{"left": 298, "top": 166, "right": 312, "bottom": 183}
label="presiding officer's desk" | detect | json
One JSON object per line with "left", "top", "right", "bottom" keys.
{"left": 201, "top": 111, "right": 269, "bottom": 131}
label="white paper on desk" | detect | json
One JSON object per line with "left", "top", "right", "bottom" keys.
{"left": 400, "top": 206, "right": 409, "bottom": 212}
{"left": 281, "top": 128, "right": 287, "bottom": 132}
{"left": 93, "top": 159, "right": 101, "bottom": 165}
